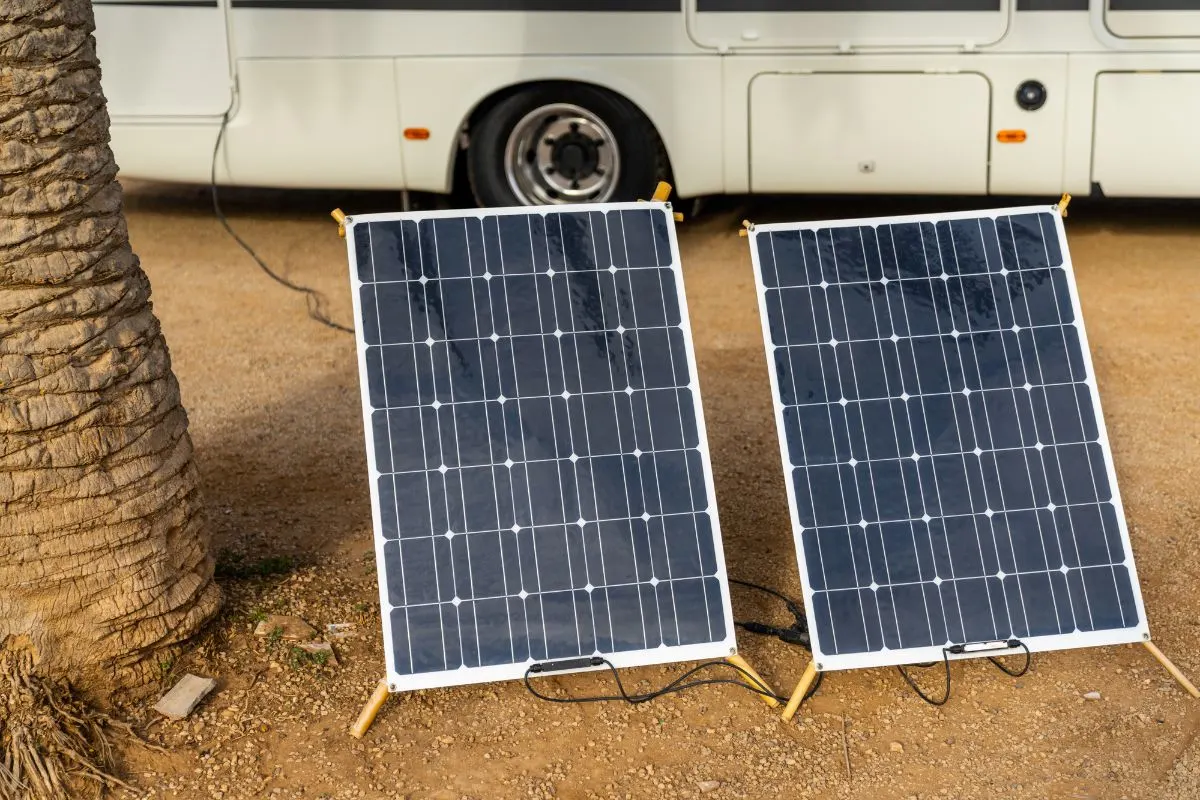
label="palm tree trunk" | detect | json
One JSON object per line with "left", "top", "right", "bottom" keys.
{"left": 0, "top": 0, "right": 220, "bottom": 692}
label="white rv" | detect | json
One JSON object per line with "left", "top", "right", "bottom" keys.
{"left": 94, "top": 0, "right": 1200, "bottom": 206}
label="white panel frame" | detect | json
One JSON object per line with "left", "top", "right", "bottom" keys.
{"left": 344, "top": 202, "right": 738, "bottom": 693}
{"left": 747, "top": 205, "right": 1150, "bottom": 673}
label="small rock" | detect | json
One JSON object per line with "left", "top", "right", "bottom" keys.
{"left": 697, "top": 781, "right": 721, "bottom": 794}
{"left": 153, "top": 674, "right": 217, "bottom": 720}
{"left": 326, "top": 622, "right": 357, "bottom": 640}
{"left": 254, "top": 615, "right": 317, "bottom": 641}
{"left": 1083, "top": 691, "right": 1102, "bottom": 701}
{"left": 890, "top": 741, "right": 904, "bottom": 753}
{"left": 297, "top": 641, "right": 338, "bottom": 665}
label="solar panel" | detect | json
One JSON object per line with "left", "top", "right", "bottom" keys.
{"left": 748, "top": 206, "right": 1149, "bottom": 671}
{"left": 345, "top": 203, "right": 736, "bottom": 691}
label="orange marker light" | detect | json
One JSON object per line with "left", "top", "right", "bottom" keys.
{"left": 996, "top": 129, "right": 1027, "bottom": 143}
{"left": 404, "top": 128, "right": 431, "bottom": 141}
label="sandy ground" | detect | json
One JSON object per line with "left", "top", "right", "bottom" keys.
{"left": 112, "top": 181, "right": 1200, "bottom": 800}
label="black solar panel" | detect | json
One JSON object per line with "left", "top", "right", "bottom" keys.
{"left": 346, "top": 204, "right": 735, "bottom": 691}
{"left": 749, "top": 207, "right": 1149, "bottom": 670}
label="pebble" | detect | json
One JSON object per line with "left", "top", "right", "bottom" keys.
{"left": 890, "top": 741, "right": 905, "bottom": 753}
{"left": 153, "top": 674, "right": 218, "bottom": 721}
{"left": 254, "top": 615, "right": 318, "bottom": 641}
{"left": 697, "top": 781, "right": 721, "bottom": 793}
{"left": 326, "top": 622, "right": 357, "bottom": 640}
{"left": 1084, "top": 691, "right": 1103, "bottom": 701}
{"left": 297, "top": 640, "right": 338, "bottom": 665}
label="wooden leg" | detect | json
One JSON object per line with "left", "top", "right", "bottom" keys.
{"left": 780, "top": 662, "right": 819, "bottom": 723}
{"left": 350, "top": 679, "right": 392, "bottom": 738}
{"left": 1144, "top": 642, "right": 1200, "bottom": 699}
{"left": 727, "top": 654, "right": 779, "bottom": 708}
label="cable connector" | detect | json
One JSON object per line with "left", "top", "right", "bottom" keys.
{"left": 331, "top": 208, "right": 347, "bottom": 238}
{"left": 528, "top": 656, "right": 604, "bottom": 674}
{"left": 738, "top": 621, "right": 811, "bottom": 648}
{"left": 946, "top": 638, "right": 1022, "bottom": 656}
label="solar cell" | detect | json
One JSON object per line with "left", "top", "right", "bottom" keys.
{"left": 749, "top": 207, "right": 1149, "bottom": 671}
{"left": 346, "top": 203, "right": 735, "bottom": 691}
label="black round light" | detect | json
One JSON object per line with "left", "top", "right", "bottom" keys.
{"left": 1016, "top": 80, "right": 1048, "bottom": 111}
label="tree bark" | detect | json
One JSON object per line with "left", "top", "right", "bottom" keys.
{"left": 0, "top": 0, "right": 220, "bottom": 693}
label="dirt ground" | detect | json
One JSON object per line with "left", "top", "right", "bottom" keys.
{"left": 110, "top": 181, "right": 1200, "bottom": 800}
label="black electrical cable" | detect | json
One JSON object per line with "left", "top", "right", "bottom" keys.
{"left": 988, "top": 639, "right": 1032, "bottom": 677}
{"left": 523, "top": 657, "right": 788, "bottom": 706}
{"left": 729, "top": 578, "right": 812, "bottom": 650}
{"left": 896, "top": 649, "right": 952, "bottom": 707}
{"left": 897, "top": 640, "right": 1032, "bottom": 707}
{"left": 209, "top": 108, "right": 354, "bottom": 335}
{"left": 729, "top": 578, "right": 822, "bottom": 703}
{"left": 523, "top": 579, "right": 826, "bottom": 707}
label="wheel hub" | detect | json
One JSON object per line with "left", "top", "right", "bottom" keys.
{"left": 549, "top": 129, "right": 601, "bottom": 182}
{"left": 504, "top": 103, "right": 621, "bottom": 205}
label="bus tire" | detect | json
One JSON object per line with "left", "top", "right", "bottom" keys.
{"left": 468, "top": 84, "right": 665, "bottom": 208}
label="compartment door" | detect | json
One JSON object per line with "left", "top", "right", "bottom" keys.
{"left": 94, "top": 0, "right": 232, "bottom": 117}
{"left": 749, "top": 72, "right": 991, "bottom": 195}
{"left": 689, "top": 0, "right": 1012, "bottom": 51}
{"left": 1092, "top": 72, "right": 1200, "bottom": 197}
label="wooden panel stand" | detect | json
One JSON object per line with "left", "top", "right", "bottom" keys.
{"left": 1144, "top": 641, "right": 1200, "bottom": 698}
{"left": 350, "top": 679, "right": 391, "bottom": 739}
{"left": 727, "top": 654, "right": 779, "bottom": 708}
{"left": 780, "top": 662, "right": 819, "bottom": 723}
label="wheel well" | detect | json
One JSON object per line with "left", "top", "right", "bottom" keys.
{"left": 450, "top": 80, "right": 674, "bottom": 195}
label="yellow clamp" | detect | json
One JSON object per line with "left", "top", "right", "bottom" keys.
{"left": 738, "top": 219, "right": 754, "bottom": 238}
{"left": 640, "top": 181, "right": 684, "bottom": 222}
{"left": 1057, "top": 193, "right": 1071, "bottom": 218}
{"left": 331, "top": 208, "right": 347, "bottom": 238}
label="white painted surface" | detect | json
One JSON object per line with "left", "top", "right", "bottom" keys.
{"left": 986, "top": 56, "right": 1069, "bottom": 196}
{"left": 221, "top": 59, "right": 405, "bottom": 190}
{"left": 687, "top": 3, "right": 1012, "bottom": 52}
{"left": 230, "top": 7, "right": 700, "bottom": 59}
{"left": 393, "top": 56, "right": 723, "bottom": 197}
{"left": 110, "top": 122, "right": 223, "bottom": 185}
{"left": 93, "top": 3, "right": 231, "bottom": 117}
{"left": 1092, "top": 71, "right": 1200, "bottom": 197}
{"left": 91, "top": 4, "right": 1200, "bottom": 199}
{"left": 1104, "top": 9, "right": 1200, "bottom": 39}
{"left": 748, "top": 72, "right": 990, "bottom": 195}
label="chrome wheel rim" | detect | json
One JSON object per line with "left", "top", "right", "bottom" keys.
{"left": 503, "top": 103, "right": 621, "bottom": 205}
